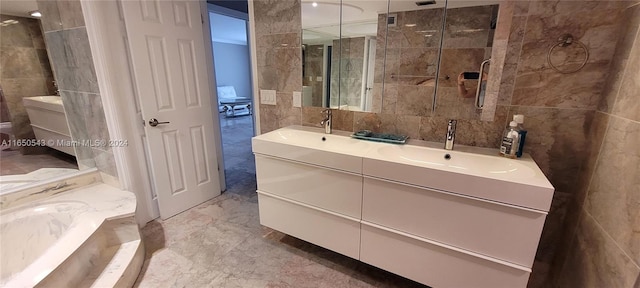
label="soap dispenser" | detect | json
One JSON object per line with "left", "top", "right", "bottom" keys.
{"left": 513, "top": 114, "right": 527, "bottom": 158}
{"left": 500, "top": 120, "right": 520, "bottom": 159}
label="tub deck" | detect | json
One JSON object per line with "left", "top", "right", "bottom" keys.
{"left": 0, "top": 183, "right": 142, "bottom": 287}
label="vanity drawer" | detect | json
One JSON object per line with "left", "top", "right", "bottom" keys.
{"left": 24, "top": 106, "right": 71, "bottom": 136}
{"left": 362, "top": 177, "right": 546, "bottom": 267}
{"left": 258, "top": 191, "right": 360, "bottom": 259}
{"left": 360, "top": 222, "right": 530, "bottom": 288}
{"left": 256, "top": 155, "right": 362, "bottom": 218}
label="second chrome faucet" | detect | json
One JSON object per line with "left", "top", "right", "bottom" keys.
{"left": 320, "top": 109, "right": 332, "bottom": 134}
{"left": 445, "top": 119, "right": 457, "bottom": 150}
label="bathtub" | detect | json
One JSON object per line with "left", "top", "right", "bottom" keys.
{"left": 0, "top": 182, "right": 143, "bottom": 287}
{"left": 1, "top": 201, "right": 88, "bottom": 280}
{"left": 22, "top": 96, "right": 75, "bottom": 156}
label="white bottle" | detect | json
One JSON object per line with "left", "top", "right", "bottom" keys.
{"left": 500, "top": 121, "right": 520, "bottom": 158}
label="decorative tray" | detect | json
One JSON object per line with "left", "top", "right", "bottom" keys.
{"left": 351, "top": 130, "right": 408, "bottom": 144}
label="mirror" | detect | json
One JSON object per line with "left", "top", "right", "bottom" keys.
{"left": 301, "top": 0, "right": 388, "bottom": 112}
{"left": 301, "top": 0, "right": 341, "bottom": 108}
{"left": 302, "top": 0, "right": 502, "bottom": 120}
{"left": 0, "top": 4, "right": 97, "bottom": 191}
{"left": 433, "top": 1, "right": 499, "bottom": 119}
{"left": 378, "top": 0, "right": 499, "bottom": 119}
{"left": 376, "top": 0, "right": 448, "bottom": 115}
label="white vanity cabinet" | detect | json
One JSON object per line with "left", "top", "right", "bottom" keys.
{"left": 360, "top": 176, "right": 542, "bottom": 287}
{"left": 252, "top": 126, "right": 554, "bottom": 288}
{"left": 254, "top": 145, "right": 364, "bottom": 259}
{"left": 361, "top": 177, "right": 546, "bottom": 267}
{"left": 256, "top": 156, "right": 362, "bottom": 218}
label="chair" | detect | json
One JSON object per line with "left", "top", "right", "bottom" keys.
{"left": 216, "top": 86, "right": 252, "bottom": 117}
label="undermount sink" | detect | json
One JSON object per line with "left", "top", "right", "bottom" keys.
{"left": 364, "top": 143, "right": 553, "bottom": 211}
{"left": 375, "top": 145, "right": 536, "bottom": 180}
{"left": 252, "top": 126, "right": 370, "bottom": 173}
{"left": 258, "top": 128, "right": 371, "bottom": 155}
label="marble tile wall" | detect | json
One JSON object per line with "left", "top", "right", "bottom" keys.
{"left": 0, "top": 14, "right": 56, "bottom": 153}
{"left": 254, "top": 1, "right": 635, "bottom": 286}
{"left": 554, "top": 2, "right": 640, "bottom": 287}
{"left": 37, "top": 0, "right": 118, "bottom": 180}
{"left": 253, "top": 0, "right": 303, "bottom": 133}
{"left": 496, "top": 1, "right": 638, "bottom": 287}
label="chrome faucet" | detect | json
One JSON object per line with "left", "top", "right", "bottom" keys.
{"left": 320, "top": 109, "right": 332, "bottom": 134}
{"left": 445, "top": 119, "right": 457, "bottom": 150}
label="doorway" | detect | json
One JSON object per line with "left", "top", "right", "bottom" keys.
{"left": 208, "top": 3, "right": 256, "bottom": 196}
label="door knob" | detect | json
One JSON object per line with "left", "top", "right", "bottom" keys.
{"left": 149, "top": 118, "right": 170, "bottom": 127}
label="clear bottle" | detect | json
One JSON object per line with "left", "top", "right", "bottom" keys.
{"left": 500, "top": 121, "right": 520, "bottom": 159}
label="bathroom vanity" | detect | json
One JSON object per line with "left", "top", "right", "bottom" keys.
{"left": 23, "top": 96, "right": 75, "bottom": 156}
{"left": 252, "top": 126, "right": 554, "bottom": 288}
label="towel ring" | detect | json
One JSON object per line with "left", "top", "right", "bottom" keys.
{"left": 547, "top": 34, "right": 589, "bottom": 74}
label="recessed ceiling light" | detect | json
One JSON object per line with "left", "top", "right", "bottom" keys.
{"left": 29, "top": 11, "right": 42, "bottom": 18}
{"left": 312, "top": 2, "right": 318, "bottom": 7}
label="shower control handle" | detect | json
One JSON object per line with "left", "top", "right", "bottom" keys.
{"left": 148, "top": 118, "right": 170, "bottom": 127}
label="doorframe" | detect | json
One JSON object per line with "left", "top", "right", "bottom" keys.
{"left": 81, "top": 0, "right": 228, "bottom": 225}
{"left": 208, "top": 3, "right": 259, "bottom": 135}
{"left": 208, "top": 3, "right": 248, "bottom": 21}
{"left": 81, "top": 0, "right": 157, "bottom": 225}
{"left": 201, "top": 0, "right": 228, "bottom": 194}
{"left": 247, "top": 0, "right": 261, "bottom": 135}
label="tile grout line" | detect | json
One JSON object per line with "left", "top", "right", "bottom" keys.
{"left": 553, "top": 207, "right": 583, "bottom": 288}
{"left": 573, "top": 107, "right": 611, "bottom": 235}
{"left": 43, "top": 25, "right": 88, "bottom": 34}
{"left": 58, "top": 89, "right": 100, "bottom": 96}
{"left": 584, "top": 209, "right": 640, "bottom": 270}
{"left": 602, "top": 111, "right": 640, "bottom": 125}
{"left": 553, "top": 103, "right": 614, "bottom": 286}
{"left": 609, "top": 11, "right": 639, "bottom": 116}
{"left": 507, "top": 105, "right": 595, "bottom": 111}
{"left": 626, "top": 1, "right": 640, "bottom": 9}
{"left": 562, "top": 107, "right": 639, "bottom": 271}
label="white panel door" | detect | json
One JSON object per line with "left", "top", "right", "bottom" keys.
{"left": 122, "top": 0, "right": 221, "bottom": 219}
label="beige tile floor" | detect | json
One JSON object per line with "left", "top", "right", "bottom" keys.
{"left": 134, "top": 113, "right": 427, "bottom": 288}
{"left": 134, "top": 191, "right": 427, "bottom": 288}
